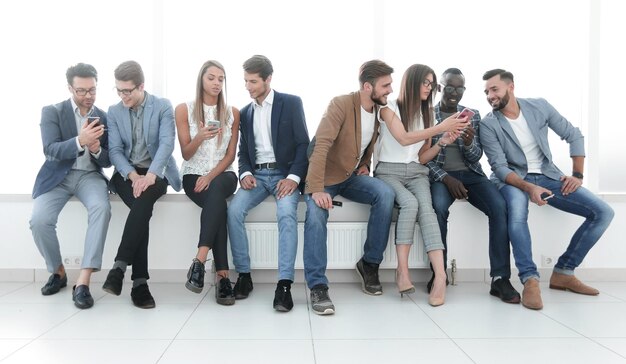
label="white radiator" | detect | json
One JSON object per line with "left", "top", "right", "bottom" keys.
{"left": 237, "top": 223, "right": 428, "bottom": 269}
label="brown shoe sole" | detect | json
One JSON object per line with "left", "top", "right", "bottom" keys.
{"left": 549, "top": 284, "right": 599, "bottom": 296}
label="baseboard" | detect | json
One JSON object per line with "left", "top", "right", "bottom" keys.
{"left": 3, "top": 268, "right": 626, "bottom": 284}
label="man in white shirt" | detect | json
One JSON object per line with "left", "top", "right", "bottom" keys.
{"left": 227, "top": 55, "right": 310, "bottom": 312}
{"left": 480, "top": 69, "right": 614, "bottom": 310}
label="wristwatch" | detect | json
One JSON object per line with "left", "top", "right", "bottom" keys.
{"left": 437, "top": 141, "right": 447, "bottom": 148}
{"left": 572, "top": 172, "right": 584, "bottom": 179}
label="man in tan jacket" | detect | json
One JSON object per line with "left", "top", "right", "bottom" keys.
{"left": 303, "top": 60, "right": 396, "bottom": 315}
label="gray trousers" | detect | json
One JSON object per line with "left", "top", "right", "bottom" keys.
{"left": 30, "top": 170, "right": 111, "bottom": 273}
{"left": 375, "top": 162, "right": 444, "bottom": 252}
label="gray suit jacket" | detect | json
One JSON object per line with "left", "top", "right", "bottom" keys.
{"left": 480, "top": 98, "right": 585, "bottom": 187}
{"left": 107, "top": 92, "right": 181, "bottom": 192}
{"left": 32, "top": 99, "right": 110, "bottom": 199}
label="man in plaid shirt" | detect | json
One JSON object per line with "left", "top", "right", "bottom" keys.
{"left": 426, "top": 68, "right": 520, "bottom": 305}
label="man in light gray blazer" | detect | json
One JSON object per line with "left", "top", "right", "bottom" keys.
{"left": 480, "top": 69, "right": 614, "bottom": 311}
{"left": 102, "top": 60, "right": 181, "bottom": 309}
{"left": 30, "top": 63, "right": 111, "bottom": 309}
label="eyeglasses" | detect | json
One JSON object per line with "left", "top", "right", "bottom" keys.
{"left": 72, "top": 87, "right": 97, "bottom": 96}
{"left": 116, "top": 86, "right": 138, "bottom": 96}
{"left": 442, "top": 85, "right": 466, "bottom": 94}
{"left": 422, "top": 79, "right": 435, "bottom": 89}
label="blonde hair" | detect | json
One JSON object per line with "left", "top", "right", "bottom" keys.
{"left": 193, "top": 60, "right": 229, "bottom": 147}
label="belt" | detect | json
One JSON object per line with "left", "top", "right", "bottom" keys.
{"left": 255, "top": 162, "right": 277, "bottom": 170}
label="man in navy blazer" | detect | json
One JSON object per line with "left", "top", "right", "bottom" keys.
{"left": 227, "top": 55, "right": 309, "bottom": 312}
{"left": 102, "top": 61, "right": 181, "bottom": 309}
{"left": 480, "top": 69, "right": 614, "bottom": 310}
{"left": 30, "top": 63, "right": 111, "bottom": 309}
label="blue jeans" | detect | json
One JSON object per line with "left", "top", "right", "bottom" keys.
{"left": 303, "top": 173, "right": 395, "bottom": 289}
{"left": 431, "top": 171, "right": 510, "bottom": 278}
{"left": 500, "top": 174, "right": 614, "bottom": 283}
{"left": 227, "top": 168, "right": 300, "bottom": 281}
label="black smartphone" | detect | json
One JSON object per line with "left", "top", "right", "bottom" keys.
{"left": 540, "top": 192, "right": 554, "bottom": 201}
{"left": 331, "top": 200, "right": 343, "bottom": 207}
{"left": 87, "top": 116, "right": 100, "bottom": 126}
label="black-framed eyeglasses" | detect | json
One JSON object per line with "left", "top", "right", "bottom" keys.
{"left": 442, "top": 85, "right": 466, "bottom": 94}
{"left": 422, "top": 79, "right": 435, "bottom": 88}
{"left": 72, "top": 87, "right": 97, "bottom": 96}
{"left": 116, "top": 86, "right": 138, "bottom": 96}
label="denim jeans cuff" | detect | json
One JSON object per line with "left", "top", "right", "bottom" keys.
{"left": 520, "top": 273, "right": 540, "bottom": 284}
{"left": 553, "top": 267, "right": 575, "bottom": 276}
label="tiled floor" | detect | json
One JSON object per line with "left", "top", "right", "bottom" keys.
{"left": 1, "top": 280, "right": 626, "bottom": 364}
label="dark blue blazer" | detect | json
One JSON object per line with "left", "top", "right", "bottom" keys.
{"left": 238, "top": 91, "right": 310, "bottom": 182}
{"left": 32, "top": 99, "right": 110, "bottom": 198}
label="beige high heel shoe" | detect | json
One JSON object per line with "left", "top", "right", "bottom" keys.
{"left": 396, "top": 270, "right": 415, "bottom": 297}
{"left": 428, "top": 275, "right": 446, "bottom": 306}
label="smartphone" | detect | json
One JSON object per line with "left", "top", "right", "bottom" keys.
{"left": 87, "top": 116, "right": 100, "bottom": 126}
{"left": 206, "top": 120, "right": 220, "bottom": 130}
{"left": 331, "top": 200, "right": 343, "bottom": 207}
{"left": 457, "top": 108, "right": 475, "bottom": 120}
{"left": 540, "top": 192, "right": 554, "bottom": 201}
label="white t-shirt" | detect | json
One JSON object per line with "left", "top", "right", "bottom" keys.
{"left": 374, "top": 99, "right": 424, "bottom": 164}
{"left": 358, "top": 106, "right": 376, "bottom": 168}
{"left": 506, "top": 111, "right": 544, "bottom": 173}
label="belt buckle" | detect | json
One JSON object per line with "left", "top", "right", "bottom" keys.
{"left": 267, "top": 163, "right": 275, "bottom": 170}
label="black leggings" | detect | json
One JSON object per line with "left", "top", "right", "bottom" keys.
{"left": 183, "top": 171, "right": 237, "bottom": 271}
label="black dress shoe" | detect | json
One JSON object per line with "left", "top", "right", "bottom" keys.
{"left": 41, "top": 273, "right": 67, "bottom": 296}
{"left": 356, "top": 258, "right": 382, "bottom": 295}
{"left": 233, "top": 273, "right": 253, "bottom": 299}
{"left": 131, "top": 283, "right": 155, "bottom": 309}
{"left": 216, "top": 277, "right": 235, "bottom": 306}
{"left": 102, "top": 268, "right": 124, "bottom": 296}
{"left": 273, "top": 280, "right": 294, "bottom": 312}
{"left": 426, "top": 273, "right": 449, "bottom": 293}
{"left": 490, "top": 278, "right": 521, "bottom": 304}
{"left": 72, "top": 285, "right": 94, "bottom": 309}
{"left": 185, "top": 258, "right": 205, "bottom": 294}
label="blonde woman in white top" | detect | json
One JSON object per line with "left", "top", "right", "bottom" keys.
{"left": 375, "top": 64, "right": 465, "bottom": 306}
{"left": 175, "top": 60, "right": 240, "bottom": 305}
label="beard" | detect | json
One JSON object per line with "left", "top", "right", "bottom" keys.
{"left": 491, "top": 90, "right": 510, "bottom": 111}
{"left": 371, "top": 90, "right": 387, "bottom": 106}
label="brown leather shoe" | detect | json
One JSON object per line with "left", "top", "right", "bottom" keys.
{"left": 522, "top": 278, "right": 543, "bottom": 310}
{"left": 549, "top": 272, "right": 599, "bottom": 295}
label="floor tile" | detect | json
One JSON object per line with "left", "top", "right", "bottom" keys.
{"left": 177, "top": 301, "right": 312, "bottom": 340}
{"left": 309, "top": 303, "right": 446, "bottom": 339}
{"left": 160, "top": 340, "right": 315, "bottom": 364}
{"left": 198, "top": 283, "right": 309, "bottom": 308}
{"left": 97, "top": 282, "right": 208, "bottom": 304}
{"left": 0, "top": 283, "right": 106, "bottom": 304}
{"left": 313, "top": 282, "right": 429, "bottom": 305}
{"left": 40, "top": 303, "right": 197, "bottom": 340}
{"left": 0, "top": 304, "right": 79, "bottom": 339}
{"left": 593, "top": 282, "right": 626, "bottom": 301}
{"left": 0, "top": 340, "right": 30, "bottom": 361}
{"left": 422, "top": 300, "right": 580, "bottom": 338}
{"left": 0, "top": 283, "right": 30, "bottom": 298}
{"left": 314, "top": 339, "right": 474, "bottom": 364}
{"left": 594, "top": 338, "right": 626, "bottom": 358}
{"left": 541, "top": 302, "right": 626, "bottom": 337}
{"left": 455, "top": 338, "right": 626, "bottom": 364}
{"left": 1, "top": 339, "right": 170, "bottom": 364}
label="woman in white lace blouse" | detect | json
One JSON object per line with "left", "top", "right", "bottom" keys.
{"left": 175, "top": 60, "right": 240, "bottom": 305}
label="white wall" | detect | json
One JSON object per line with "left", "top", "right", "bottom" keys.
{"left": 1, "top": 195, "right": 623, "bottom": 276}
{"left": 1, "top": 0, "right": 625, "bottom": 195}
